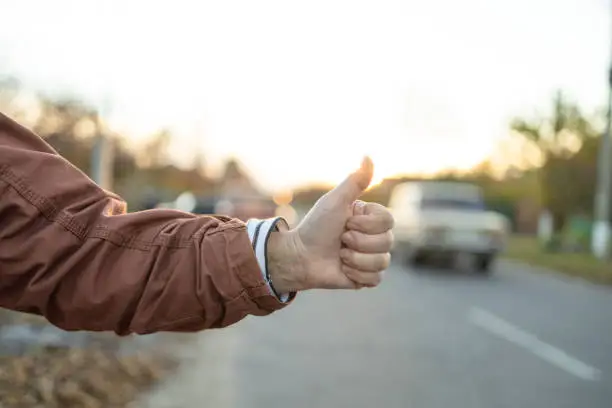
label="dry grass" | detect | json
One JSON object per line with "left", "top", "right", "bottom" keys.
{"left": 503, "top": 235, "right": 612, "bottom": 285}
{"left": 0, "top": 346, "right": 176, "bottom": 407}
{"left": 0, "top": 311, "right": 183, "bottom": 407}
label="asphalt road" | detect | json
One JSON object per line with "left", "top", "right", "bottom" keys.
{"left": 142, "top": 259, "right": 612, "bottom": 408}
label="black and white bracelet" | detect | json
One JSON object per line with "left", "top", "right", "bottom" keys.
{"left": 246, "top": 216, "right": 290, "bottom": 302}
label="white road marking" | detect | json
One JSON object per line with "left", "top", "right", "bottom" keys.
{"left": 468, "top": 307, "right": 602, "bottom": 381}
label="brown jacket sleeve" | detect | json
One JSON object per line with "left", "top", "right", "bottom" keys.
{"left": 0, "top": 112, "right": 291, "bottom": 335}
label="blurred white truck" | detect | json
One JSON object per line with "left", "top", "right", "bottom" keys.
{"left": 389, "top": 180, "right": 509, "bottom": 274}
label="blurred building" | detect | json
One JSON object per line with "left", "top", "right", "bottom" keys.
{"left": 215, "top": 159, "right": 276, "bottom": 221}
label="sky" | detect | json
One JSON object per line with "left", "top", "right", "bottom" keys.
{"left": 0, "top": 0, "right": 610, "bottom": 191}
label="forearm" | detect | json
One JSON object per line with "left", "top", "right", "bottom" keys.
{"left": 0, "top": 112, "right": 291, "bottom": 335}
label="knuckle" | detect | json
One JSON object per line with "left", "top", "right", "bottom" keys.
{"left": 381, "top": 253, "right": 391, "bottom": 269}
{"left": 365, "top": 211, "right": 393, "bottom": 233}
{"left": 341, "top": 264, "right": 353, "bottom": 275}
{"left": 341, "top": 230, "right": 353, "bottom": 245}
{"left": 366, "top": 273, "right": 383, "bottom": 287}
{"left": 357, "top": 274, "right": 370, "bottom": 285}
{"left": 370, "top": 255, "right": 382, "bottom": 270}
{"left": 348, "top": 251, "right": 358, "bottom": 265}
{"left": 384, "top": 230, "right": 394, "bottom": 248}
{"left": 374, "top": 272, "right": 383, "bottom": 285}
{"left": 347, "top": 216, "right": 364, "bottom": 232}
{"left": 342, "top": 249, "right": 358, "bottom": 267}
{"left": 345, "top": 267, "right": 365, "bottom": 283}
{"left": 384, "top": 212, "right": 395, "bottom": 229}
{"left": 351, "top": 231, "right": 365, "bottom": 251}
{"left": 343, "top": 266, "right": 358, "bottom": 280}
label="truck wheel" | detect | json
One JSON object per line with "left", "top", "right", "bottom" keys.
{"left": 474, "top": 254, "right": 494, "bottom": 275}
{"left": 404, "top": 249, "right": 425, "bottom": 269}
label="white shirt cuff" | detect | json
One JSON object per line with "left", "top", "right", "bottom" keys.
{"left": 246, "top": 217, "right": 291, "bottom": 302}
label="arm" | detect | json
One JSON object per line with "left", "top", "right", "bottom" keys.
{"left": 0, "top": 112, "right": 294, "bottom": 335}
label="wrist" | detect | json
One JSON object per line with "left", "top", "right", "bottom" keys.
{"left": 267, "top": 229, "right": 306, "bottom": 293}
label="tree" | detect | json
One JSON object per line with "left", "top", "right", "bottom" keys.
{"left": 140, "top": 129, "right": 172, "bottom": 168}
{"left": 1, "top": 77, "right": 232, "bottom": 210}
{"left": 511, "top": 91, "right": 601, "bottom": 230}
{"left": 32, "top": 97, "right": 98, "bottom": 172}
{"left": 511, "top": 91, "right": 596, "bottom": 159}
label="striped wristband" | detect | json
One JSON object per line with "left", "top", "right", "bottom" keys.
{"left": 246, "top": 217, "right": 291, "bottom": 302}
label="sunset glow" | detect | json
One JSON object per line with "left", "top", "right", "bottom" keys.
{"left": 1, "top": 0, "right": 609, "bottom": 192}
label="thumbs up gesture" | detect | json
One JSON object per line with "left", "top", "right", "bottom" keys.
{"left": 267, "top": 157, "right": 395, "bottom": 293}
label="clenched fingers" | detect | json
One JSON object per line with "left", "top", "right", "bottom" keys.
{"left": 341, "top": 230, "right": 393, "bottom": 253}
{"left": 346, "top": 203, "right": 394, "bottom": 234}
{"left": 340, "top": 249, "right": 390, "bottom": 272}
{"left": 342, "top": 265, "right": 383, "bottom": 287}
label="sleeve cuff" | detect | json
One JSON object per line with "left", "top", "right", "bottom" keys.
{"left": 246, "top": 217, "right": 294, "bottom": 302}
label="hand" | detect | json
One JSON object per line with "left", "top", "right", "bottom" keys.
{"left": 267, "top": 157, "right": 395, "bottom": 293}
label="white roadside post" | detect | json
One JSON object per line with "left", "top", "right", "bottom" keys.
{"left": 592, "top": 75, "right": 612, "bottom": 259}
{"left": 592, "top": 7, "right": 612, "bottom": 260}
{"left": 538, "top": 210, "right": 554, "bottom": 246}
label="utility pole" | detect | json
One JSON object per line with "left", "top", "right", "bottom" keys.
{"left": 592, "top": 7, "right": 612, "bottom": 260}
{"left": 91, "top": 97, "right": 114, "bottom": 191}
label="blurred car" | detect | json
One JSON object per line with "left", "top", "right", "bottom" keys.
{"left": 157, "top": 192, "right": 277, "bottom": 222}
{"left": 389, "top": 180, "right": 509, "bottom": 274}
{"left": 192, "top": 196, "right": 219, "bottom": 215}
{"left": 214, "top": 195, "right": 277, "bottom": 222}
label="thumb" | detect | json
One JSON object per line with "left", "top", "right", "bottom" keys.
{"left": 329, "top": 156, "right": 374, "bottom": 204}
